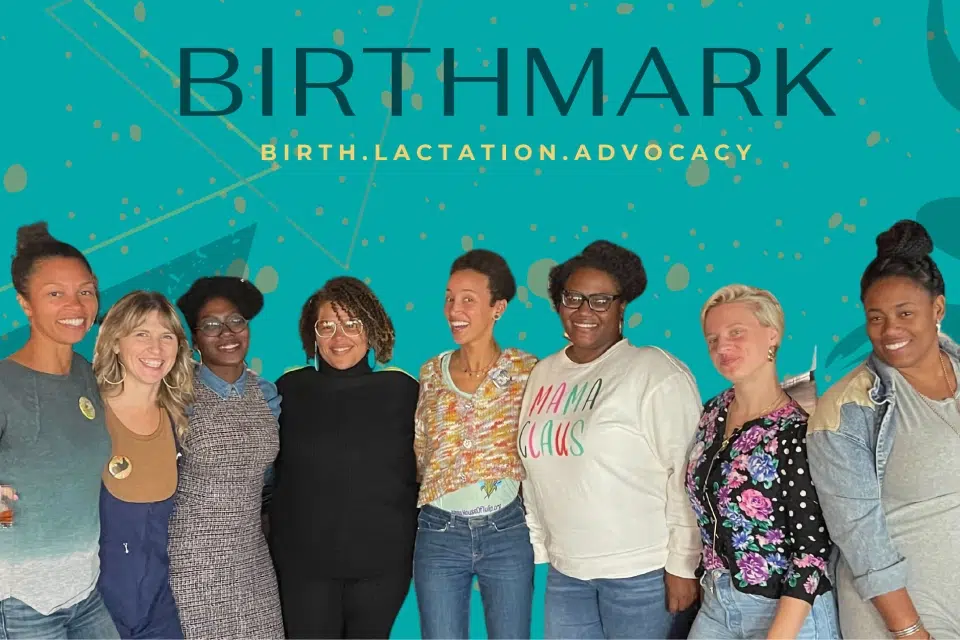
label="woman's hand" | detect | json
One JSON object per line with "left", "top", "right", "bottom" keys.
{"left": 664, "top": 572, "right": 699, "bottom": 613}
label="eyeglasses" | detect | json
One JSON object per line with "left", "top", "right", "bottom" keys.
{"left": 197, "top": 313, "right": 248, "bottom": 337}
{"left": 560, "top": 289, "right": 621, "bottom": 312}
{"left": 315, "top": 318, "right": 364, "bottom": 339}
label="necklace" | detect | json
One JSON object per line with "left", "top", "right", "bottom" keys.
{"left": 723, "top": 390, "right": 788, "bottom": 444}
{"left": 915, "top": 351, "right": 960, "bottom": 437}
{"left": 461, "top": 348, "right": 501, "bottom": 378}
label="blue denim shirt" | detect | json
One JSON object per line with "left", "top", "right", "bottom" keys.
{"left": 192, "top": 362, "right": 282, "bottom": 508}
{"left": 806, "top": 334, "right": 960, "bottom": 601}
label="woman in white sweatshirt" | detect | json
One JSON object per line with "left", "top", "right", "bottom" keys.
{"left": 518, "top": 240, "right": 703, "bottom": 639}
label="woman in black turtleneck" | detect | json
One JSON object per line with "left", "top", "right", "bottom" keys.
{"left": 267, "top": 276, "right": 420, "bottom": 639}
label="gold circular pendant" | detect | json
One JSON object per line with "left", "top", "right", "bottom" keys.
{"left": 108, "top": 455, "right": 132, "bottom": 479}
{"left": 79, "top": 396, "right": 96, "bottom": 420}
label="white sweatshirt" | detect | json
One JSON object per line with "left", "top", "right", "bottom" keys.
{"left": 518, "top": 339, "right": 703, "bottom": 580}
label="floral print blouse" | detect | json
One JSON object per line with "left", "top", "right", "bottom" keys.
{"left": 685, "top": 389, "right": 834, "bottom": 604}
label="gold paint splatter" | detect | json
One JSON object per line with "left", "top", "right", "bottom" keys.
{"left": 439, "top": 202, "right": 446, "bottom": 211}
{"left": 702, "top": 0, "right": 714, "bottom": 6}
{"left": 616, "top": 3, "right": 634, "bottom": 15}
{"left": 627, "top": 202, "right": 635, "bottom": 210}
{"left": 341, "top": 217, "right": 350, "bottom": 226}
{"left": 65, "top": 160, "right": 72, "bottom": 168}
{"left": 517, "top": 286, "right": 530, "bottom": 303}
{"left": 776, "top": 219, "right": 783, "bottom": 227}
{"left": 295, "top": 9, "right": 302, "bottom": 16}
{"left": 725, "top": 155, "right": 736, "bottom": 169}
{"left": 777, "top": 251, "right": 785, "bottom": 259}
{"left": 686, "top": 159, "right": 710, "bottom": 187}
{"left": 527, "top": 258, "right": 559, "bottom": 300}
{"left": 402, "top": 62, "right": 415, "bottom": 90}
{"left": 778, "top": 22, "right": 785, "bottom": 30}
{"left": 66, "top": 104, "right": 73, "bottom": 112}
{"left": 706, "top": 264, "right": 714, "bottom": 272}
{"left": 134, "top": 1, "right": 146, "bottom": 22}
{"left": 461, "top": 236, "right": 473, "bottom": 251}
{"left": 794, "top": 252, "right": 802, "bottom": 260}
{"left": 782, "top": 161, "right": 790, "bottom": 169}
{"left": 733, "top": 240, "right": 741, "bottom": 248}
{"left": 405, "top": 302, "right": 414, "bottom": 311}
{"left": 774, "top": 120, "right": 783, "bottom": 129}
{"left": 805, "top": 13, "right": 812, "bottom": 24}
{"left": 841, "top": 295, "right": 849, "bottom": 303}
{"left": 666, "top": 264, "right": 690, "bottom": 291}
{"left": 690, "top": 229, "right": 697, "bottom": 236}
{"left": 733, "top": 175, "right": 742, "bottom": 184}
{"left": 478, "top": 233, "right": 485, "bottom": 241}
{"left": 664, "top": 255, "right": 671, "bottom": 262}
{"left": 234, "top": 196, "right": 246, "bottom": 213}
{"left": 628, "top": 313, "right": 643, "bottom": 328}
{"left": 377, "top": 5, "right": 394, "bottom": 16}
{"left": 530, "top": 224, "right": 537, "bottom": 231}
{"left": 333, "top": 29, "right": 345, "bottom": 46}
{"left": 828, "top": 213, "right": 842, "bottom": 228}
{"left": 129, "top": 124, "right": 142, "bottom": 142}
{"left": 381, "top": 91, "right": 392, "bottom": 109}
{"left": 866, "top": 131, "right": 881, "bottom": 147}
{"left": 339, "top": 176, "right": 346, "bottom": 184}
{"left": 68, "top": 211, "right": 76, "bottom": 219}
{"left": 228, "top": 219, "right": 236, "bottom": 227}
{"left": 176, "top": 187, "right": 184, "bottom": 196}
{"left": 111, "top": 132, "right": 120, "bottom": 142}
{"left": 824, "top": 236, "right": 831, "bottom": 244}
{"left": 290, "top": 129, "right": 299, "bottom": 139}
{"left": 3, "top": 164, "right": 27, "bottom": 193}
{"left": 698, "top": 242, "right": 706, "bottom": 250}
{"left": 227, "top": 259, "right": 249, "bottom": 279}
{"left": 665, "top": 330, "right": 672, "bottom": 338}
{"left": 315, "top": 206, "right": 324, "bottom": 216}
{"left": 873, "top": 17, "right": 881, "bottom": 26}
{"left": 278, "top": 236, "right": 285, "bottom": 244}
{"left": 859, "top": 197, "right": 868, "bottom": 207}
{"left": 254, "top": 266, "right": 279, "bottom": 293}
{"left": 253, "top": 65, "right": 261, "bottom": 75}
{"left": 120, "top": 245, "right": 129, "bottom": 255}
{"left": 844, "top": 223, "right": 857, "bottom": 233}
{"left": 667, "top": 3, "right": 675, "bottom": 10}
{"left": 490, "top": 16, "right": 497, "bottom": 24}
{"left": 535, "top": 168, "right": 543, "bottom": 176}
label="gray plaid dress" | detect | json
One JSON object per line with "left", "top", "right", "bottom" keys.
{"left": 168, "top": 372, "right": 283, "bottom": 639}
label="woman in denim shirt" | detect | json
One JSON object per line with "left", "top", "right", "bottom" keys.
{"left": 808, "top": 220, "right": 960, "bottom": 640}
{"left": 686, "top": 284, "right": 839, "bottom": 640}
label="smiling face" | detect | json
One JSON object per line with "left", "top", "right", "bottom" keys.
{"left": 559, "top": 267, "right": 624, "bottom": 357}
{"left": 863, "top": 275, "right": 944, "bottom": 369}
{"left": 444, "top": 269, "right": 505, "bottom": 346}
{"left": 315, "top": 301, "right": 369, "bottom": 370}
{"left": 704, "top": 301, "right": 779, "bottom": 384}
{"left": 115, "top": 310, "right": 179, "bottom": 387}
{"left": 17, "top": 256, "right": 98, "bottom": 346}
{"left": 194, "top": 297, "right": 249, "bottom": 369}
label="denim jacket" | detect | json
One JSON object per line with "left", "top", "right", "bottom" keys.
{"left": 806, "top": 334, "right": 960, "bottom": 601}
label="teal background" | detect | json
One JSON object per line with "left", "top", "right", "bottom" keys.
{"left": 1, "top": 0, "right": 958, "bottom": 637}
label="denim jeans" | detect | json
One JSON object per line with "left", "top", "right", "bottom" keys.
{"left": 544, "top": 565, "right": 679, "bottom": 639}
{"left": 689, "top": 569, "right": 841, "bottom": 639}
{"left": 0, "top": 589, "right": 120, "bottom": 639}
{"left": 413, "top": 496, "right": 534, "bottom": 639}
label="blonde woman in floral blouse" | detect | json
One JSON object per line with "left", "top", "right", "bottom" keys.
{"left": 685, "top": 284, "right": 840, "bottom": 639}
{"left": 413, "top": 249, "right": 537, "bottom": 640}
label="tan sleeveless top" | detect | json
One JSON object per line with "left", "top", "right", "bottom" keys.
{"left": 101, "top": 403, "right": 178, "bottom": 503}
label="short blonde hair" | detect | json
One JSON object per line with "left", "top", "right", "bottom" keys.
{"left": 701, "top": 284, "right": 785, "bottom": 344}
{"left": 93, "top": 290, "right": 195, "bottom": 443}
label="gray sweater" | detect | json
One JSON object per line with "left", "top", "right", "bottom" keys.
{"left": 0, "top": 353, "right": 110, "bottom": 615}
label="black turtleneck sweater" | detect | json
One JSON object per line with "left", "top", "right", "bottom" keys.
{"left": 267, "top": 355, "right": 420, "bottom": 579}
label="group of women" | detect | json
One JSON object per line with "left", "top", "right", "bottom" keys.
{"left": 0, "top": 216, "right": 956, "bottom": 640}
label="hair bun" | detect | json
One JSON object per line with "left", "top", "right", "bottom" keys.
{"left": 15, "top": 221, "right": 55, "bottom": 253}
{"left": 875, "top": 219, "right": 933, "bottom": 261}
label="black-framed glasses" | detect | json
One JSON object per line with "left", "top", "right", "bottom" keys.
{"left": 197, "top": 313, "right": 248, "bottom": 337}
{"left": 315, "top": 318, "right": 364, "bottom": 339}
{"left": 560, "top": 289, "right": 621, "bottom": 312}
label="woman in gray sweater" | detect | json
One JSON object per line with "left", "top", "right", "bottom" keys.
{"left": 0, "top": 221, "right": 118, "bottom": 639}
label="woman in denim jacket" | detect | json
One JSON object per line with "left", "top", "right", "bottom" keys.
{"left": 807, "top": 220, "right": 960, "bottom": 640}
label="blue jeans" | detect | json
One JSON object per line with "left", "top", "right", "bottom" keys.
{"left": 544, "top": 565, "right": 677, "bottom": 639}
{"left": 689, "top": 569, "right": 840, "bottom": 639}
{"left": 0, "top": 589, "right": 120, "bottom": 639}
{"left": 413, "top": 496, "right": 534, "bottom": 639}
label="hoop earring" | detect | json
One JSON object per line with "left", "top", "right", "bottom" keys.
{"left": 767, "top": 345, "right": 777, "bottom": 362}
{"left": 103, "top": 362, "right": 126, "bottom": 385}
{"left": 192, "top": 347, "right": 203, "bottom": 367}
{"left": 937, "top": 319, "right": 943, "bottom": 334}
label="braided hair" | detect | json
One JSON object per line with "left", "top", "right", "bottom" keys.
{"left": 297, "top": 276, "right": 396, "bottom": 364}
{"left": 860, "top": 220, "right": 945, "bottom": 301}
{"left": 547, "top": 240, "right": 648, "bottom": 310}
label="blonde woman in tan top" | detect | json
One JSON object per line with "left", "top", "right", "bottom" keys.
{"left": 92, "top": 290, "right": 194, "bottom": 639}
{"left": 413, "top": 249, "right": 537, "bottom": 639}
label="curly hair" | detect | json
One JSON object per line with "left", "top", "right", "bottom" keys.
{"left": 450, "top": 249, "right": 517, "bottom": 303}
{"left": 547, "top": 240, "right": 648, "bottom": 310}
{"left": 92, "top": 290, "right": 195, "bottom": 444}
{"left": 860, "top": 219, "right": 945, "bottom": 301}
{"left": 298, "top": 276, "right": 396, "bottom": 364}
